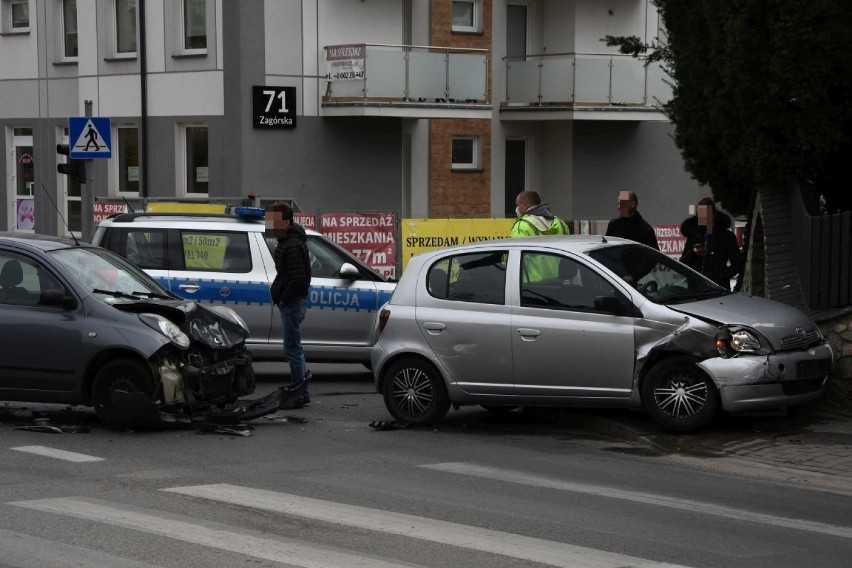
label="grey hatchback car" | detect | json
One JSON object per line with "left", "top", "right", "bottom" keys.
{"left": 371, "top": 236, "right": 834, "bottom": 432}
{"left": 0, "top": 233, "right": 266, "bottom": 427}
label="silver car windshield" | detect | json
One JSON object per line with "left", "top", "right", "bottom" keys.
{"left": 586, "top": 244, "right": 728, "bottom": 304}
{"left": 50, "top": 247, "right": 170, "bottom": 301}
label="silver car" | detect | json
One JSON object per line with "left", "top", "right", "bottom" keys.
{"left": 371, "top": 236, "right": 834, "bottom": 432}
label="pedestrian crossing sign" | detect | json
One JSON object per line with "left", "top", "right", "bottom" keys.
{"left": 69, "top": 117, "right": 112, "bottom": 159}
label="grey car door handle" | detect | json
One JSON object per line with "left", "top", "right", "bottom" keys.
{"left": 178, "top": 282, "right": 201, "bottom": 293}
{"left": 423, "top": 322, "right": 446, "bottom": 334}
{"left": 516, "top": 328, "right": 541, "bottom": 340}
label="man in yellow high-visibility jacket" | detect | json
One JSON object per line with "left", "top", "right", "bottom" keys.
{"left": 510, "top": 190, "right": 570, "bottom": 281}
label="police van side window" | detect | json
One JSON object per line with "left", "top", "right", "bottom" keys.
{"left": 179, "top": 231, "right": 252, "bottom": 273}
{"left": 306, "top": 238, "right": 350, "bottom": 278}
{"left": 266, "top": 235, "right": 343, "bottom": 279}
{"left": 126, "top": 230, "right": 168, "bottom": 270}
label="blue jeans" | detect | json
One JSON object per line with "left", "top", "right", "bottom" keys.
{"left": 278, "top": 298, "right": 309, "bottom": 396}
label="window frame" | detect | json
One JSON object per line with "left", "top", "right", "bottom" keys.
{"left": 113, "top": 0, "right": 138, "bottom": 57}
{"left": 451, "top": 136, "right": 482, "bottom": 171}
{"left": 451, "top": 0, "right": 482, "bottom": 34}
{"left": 2, "top": 0, "right": 29, "bottom": 33}
{"left": 60, "top": 0, "right": 78, "bottom": 60}
{"left": 115, "top": 125, "right": 140, "bottom": 196}
{"left": 179, "top": 124, "right": 209, "bottom": 196}
{"left": 180, "top": 0, "right": 207, "bottom": 54}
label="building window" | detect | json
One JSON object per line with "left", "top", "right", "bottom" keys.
{"left": 62, "top": 0, "right": 78, "bottom": 58}
{"left": 183, "top": 0, "right": 207, "bottom": 51}
{"left": 452, "top": 136, "right": 481, "bottom": 171}
{"left": 117, "top": 127, "right": 139, "bottom": 194}
{"left": 184, "top": 125, "right": 208, "bottom": 195}
{"left": 9, "top": 0, "right": 28, "bottom": 29}
{"left": 115, "top": 0, "right": 137, "bottom": 55}
{"left": 452, "top": 0, "right": 481, "bottom": 34}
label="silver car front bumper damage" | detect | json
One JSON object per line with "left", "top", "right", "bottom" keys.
{"left": 697, "top": 343, "right": 834, "bottom": 412}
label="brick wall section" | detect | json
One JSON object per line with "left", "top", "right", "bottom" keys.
{"left": 430, "top": 119, "right": 492, "bottom": 216}
{"left": 429, "top": 0, "right": 493, "bottom": 217}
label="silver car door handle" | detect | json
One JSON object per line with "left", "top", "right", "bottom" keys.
{"left": 423, "top": 322, "right": 446, "bottom": 334}
{"left": 178, "top": 282, "right": 201, "bottom": 293}
{"left": 516, "top": 328, "right": 541, "bottom": 340}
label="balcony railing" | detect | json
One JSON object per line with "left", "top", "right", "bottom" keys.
{"left": 324, "top": 43, "right": 489, "bottom": 104}
{"left": 504, "top": 52, "right": 672, "bottom": 108}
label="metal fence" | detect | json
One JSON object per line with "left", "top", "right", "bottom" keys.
{"left": 809, "top": 210, "right": 852, "bottom": 309}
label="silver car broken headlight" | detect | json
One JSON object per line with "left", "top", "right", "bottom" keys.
{"left": 714, "top": 327, "right": 766, "bottom": 358}
{"left": 139, "top": 313, "right": 190, "bottom": 349}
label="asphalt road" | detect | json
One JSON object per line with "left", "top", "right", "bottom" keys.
{"left": 0, "top": 363, "right": 850, "bottom": 568}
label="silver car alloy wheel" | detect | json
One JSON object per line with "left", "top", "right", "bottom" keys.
{"left": 652, "top": 372, "right": 708, "bottom": 419}
{"left": 389, "top": 366, "right": 435, "bottom": 417}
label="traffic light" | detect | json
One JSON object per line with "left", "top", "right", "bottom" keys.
{"left": 56, "top": 144, "right": 86, "bottom": 183}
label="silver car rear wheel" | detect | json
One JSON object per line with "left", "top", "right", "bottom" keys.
{"left": 641, "top": 356, "right": 719, "bottom": 433}
{"left": 382, "top": 357, "right": 450, "bottom": 425}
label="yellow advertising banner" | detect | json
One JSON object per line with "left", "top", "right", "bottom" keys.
{"left": 401, "top": 218, "right": 515, "bottom": 270}
{"left": 146, "top": 201, "right": 226, "bottom": 214}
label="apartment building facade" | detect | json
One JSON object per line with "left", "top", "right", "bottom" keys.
{"left": 0, "top": 0, "right": 702, "bottom": 239}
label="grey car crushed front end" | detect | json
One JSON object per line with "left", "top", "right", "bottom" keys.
{"left": 97, "top": 298, "right": 308, "bottom": 428}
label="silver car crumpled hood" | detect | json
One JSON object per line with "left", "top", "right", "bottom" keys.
{"left": 669, "top": 293, "right": 819, "bottom": 351}
{"left": 113, "top": 299, "right": 249, "bottom": 349}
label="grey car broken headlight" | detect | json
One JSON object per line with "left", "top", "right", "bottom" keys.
{"left": 139, "top": 313, "right": 190, "bottom": 348}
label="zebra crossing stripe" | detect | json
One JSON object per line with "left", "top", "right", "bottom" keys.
{"left": 421, "top": 462, "right": 852, "bottom": 541}
{"left": 8, "top": 496, "right": 424, "bottom": 568}
{"left": 0, "top": 527, "right": 156, "bottom": 568}
{"left": 163, "top": 483, "right": 688, "bottom": 568}
{"left": 11, "top": 446, "right": 104, "bottom": 463}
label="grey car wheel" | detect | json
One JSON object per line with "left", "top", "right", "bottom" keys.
{"left": 641, "top": 356, "right": 719, "bottom": 433}
{"left": 92, "top": 359, "right": 154, "bottom": 426}
{"left": 382, "top": 357, "right": 450, "bottom": 425}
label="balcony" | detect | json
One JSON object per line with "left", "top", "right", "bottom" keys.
{"left": 322, "top": 43, "right": 491, "bottom": 119}
{"left": 502, "top": 52, "right": 673, "bottom": 121}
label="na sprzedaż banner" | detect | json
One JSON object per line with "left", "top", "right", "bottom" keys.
{"left": 401, "top": 218, "right": 515, "bottom": 270}
{"left": 320, "top": 212, "right": 397, "bottom": 279}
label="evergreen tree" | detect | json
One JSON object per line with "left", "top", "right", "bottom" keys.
{"left": 606, "top": 0, "right": 852, "bottom": 215}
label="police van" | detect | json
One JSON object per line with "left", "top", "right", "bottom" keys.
{"left": 91, "top": 208, "right": 396, "bottom": 365}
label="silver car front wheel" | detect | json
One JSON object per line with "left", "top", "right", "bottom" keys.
{"left": 641, "top": 356, "right": 719, "bottom": 433}
{"left": 382, "top": 357, "right": 450, "bottom": 425}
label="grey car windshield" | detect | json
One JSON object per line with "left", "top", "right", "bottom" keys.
{"left": 586, "top": 244, "right": 728, "bottom": 304}
{"left": 50, "top": 247, "right": 169, "bottom": 300}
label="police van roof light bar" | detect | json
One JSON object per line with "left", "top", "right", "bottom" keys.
{"left": 225, "top": 206, "right": 265, "bottom": 220}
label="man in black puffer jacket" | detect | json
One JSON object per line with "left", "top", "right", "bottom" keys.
{"left": 268, "top": 201, "right": 312, "bottom": 404}
{"left": 679, "top": 198, "right": 742, "bottom": 291}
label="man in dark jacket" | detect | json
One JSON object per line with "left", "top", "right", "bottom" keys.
{"left": 605, "top": 190, "right": 659, "bottom": 250}
{"left": 268, "top": 202, "right": 312, "bottom": 404}
{"left": 679, "top": 198, "right": 742, "bottom": 290}
{"left": 605, "top": 191, "right": 659, "bottom": 284}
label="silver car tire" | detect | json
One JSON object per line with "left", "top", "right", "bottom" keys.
{"left": 382, "top": 357, "right": 450, "bottom": 425}
{"left": 92, "top": 359, "right": 155, "bottom": 426}
{"left": 641, "top": 356, "right": 719, "bottom": 433}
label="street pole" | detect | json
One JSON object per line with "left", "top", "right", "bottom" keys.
{"left": 82, "top": 100, "right": 95, "bottom": 241}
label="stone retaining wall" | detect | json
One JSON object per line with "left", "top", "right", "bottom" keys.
{"left": 816, "top": 312, "right": 852, "bottom": 416}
